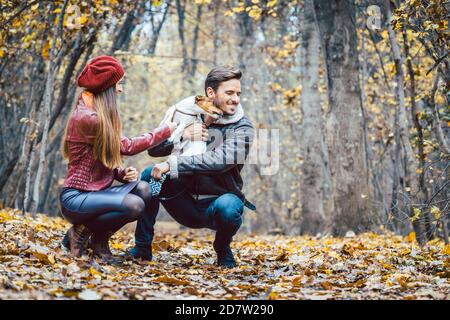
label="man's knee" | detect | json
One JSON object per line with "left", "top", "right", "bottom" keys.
{"left": 140, "top": 165, "right": 154, "bottom": 182}
{"left": 214, "top": 194, "right": 243, "bottom": 232}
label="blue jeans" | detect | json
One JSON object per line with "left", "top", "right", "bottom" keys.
{"left": 135, "top": 165, "right": 244, "bottom": 248}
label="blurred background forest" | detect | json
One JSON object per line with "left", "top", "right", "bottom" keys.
{"left": 0, "top": 0, "right": 448, "bottom": 245}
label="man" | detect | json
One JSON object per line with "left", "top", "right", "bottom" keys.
{"left": 129, "top": 66, "right": 255, "bottom": 268}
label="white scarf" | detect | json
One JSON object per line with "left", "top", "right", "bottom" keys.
{"left": 213, "top": 103, "right": 244, "bottom": 125}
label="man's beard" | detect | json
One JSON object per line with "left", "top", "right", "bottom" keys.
{"left": 213, "top": 99, "right": 237, "bottom": 116}
{"left": 222, "top": 102, "right": 238, "bottom": 116}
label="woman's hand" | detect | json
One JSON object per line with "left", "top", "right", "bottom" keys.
{"left": 151, "top": 161, "right": 170, "bottom": 180}
{"left": 123, "top": 166, "right": 139, "bottom": 182}
{"left": 182, "top": 122, "right": 208, "bottom": 142}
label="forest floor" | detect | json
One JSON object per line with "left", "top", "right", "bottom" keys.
{"left": 0, "top": 208, "right": 449, "bottom": 300}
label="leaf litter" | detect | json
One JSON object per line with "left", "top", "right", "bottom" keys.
{"left": 0, "top": 208, "right": 449, "bottom": 300}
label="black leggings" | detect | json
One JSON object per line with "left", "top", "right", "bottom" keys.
{"left": 62, "top": 181, "right": 152, "bottom": 234}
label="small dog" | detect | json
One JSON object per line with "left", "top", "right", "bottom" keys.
{"left": 159, "top": 95, "right": 222, "bottom": 156}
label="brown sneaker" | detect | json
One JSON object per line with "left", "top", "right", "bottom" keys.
{"left": 68, "top": 224, "right": 93, "bottom": 257}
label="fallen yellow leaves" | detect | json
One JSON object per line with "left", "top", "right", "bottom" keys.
{"left": 28, "top": 244, "right": 56, "bottom": 265}
{"left": 442, "top": 244, "right": 450, "bottom": 255}
{"left": 406, "top": 231, "right": 417, "bottom": 243}
{"left": 153, "top": 275, "right": 190, "bottom": 286}
{"left": 0, "top": 208, "right": 449, "bottom": 300}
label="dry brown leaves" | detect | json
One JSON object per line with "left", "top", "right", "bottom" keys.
{"left": 0, "top": 208, "right": 449, "bottom": 300}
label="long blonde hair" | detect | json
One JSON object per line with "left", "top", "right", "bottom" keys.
{"left": 62, "top": 86, "right": 123, "bottom": 169}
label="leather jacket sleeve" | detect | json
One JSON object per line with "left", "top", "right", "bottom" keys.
{"left": 120, "top": 124, "right": 172, "bottom": 156}
{"left": 113, "top": 167, "right": 128, "bottom": 183}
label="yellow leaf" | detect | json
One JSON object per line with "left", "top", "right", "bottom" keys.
{"left": 267, "top": 291, "right": 278, "bottom": 300}
{"left": 89, "top": 267, "right": 102, "bottom": 277}
{"left": 410, "top": 208, "right": 421, "bottom": 222}
{"left": 435, "top": 94, "right": 445, "bottom": 105}
{"left": 41, "top": 42, "right": 50, "bottom": 59}
{"left": 328, "top": 251, "right": 341, "bottom": 259}
{"left": 320, "top": 281, "right": 333, "bottom": 290}
{"left": 268, "top": 0, "right": 277, "bottom": 8}
{"left": 270, "top": 82, "right": 282, "bottom": 91}
{"left": 248, "top": 7, "right": 262, "bottom": 20}
{"left": 12, "top": 19, "right": 21, "bottom": 28}
{"left": 110, "top": 242, "right": 125, "bottom": 250}
{"left": 153, "top": 275, "right": 190, "bottom": 286}
{"left": 292, "top": 276, "right": 302, "bottom": 287}
{"left": 224, "top": 10, "right": 234, "bottom": 17}
{"left": 0, "top": 210, "right": 13, "bottom": 221}
{"left": 152, "top": 239, "right": 172, "bottom": 252}
{"left": 442, "top": 244, "right": 450, "bottom": 255}
{"left": 78, "top": 15, "right": 88, "bottom": 25}
{"left": 430, "top": 206, "right": 441, "bottom": 220}
{"left": 32, "top": 251, "right": 55, "bottom": 265}
{"left": 406, "top": 231, "right": 416, "bottom": 243}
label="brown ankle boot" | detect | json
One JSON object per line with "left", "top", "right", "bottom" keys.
{"left": 68, "top": 224, "right": 93, "bottom": 257}
{"left": 89, "top": 231, "right": 122, "bottom": 264}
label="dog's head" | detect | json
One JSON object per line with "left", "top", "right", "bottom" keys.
{"left": 195, "top": 96, "right": 223, "bottom": 119}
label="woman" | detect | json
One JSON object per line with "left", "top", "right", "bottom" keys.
{"left": 59, "top": 55, "right": 176, "bottom": 263}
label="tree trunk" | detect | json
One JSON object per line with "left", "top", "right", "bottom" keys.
{"left": 30, "top": 0, "right": 69, "bottom": 215}
{"left": 37, "top": 150, "right": 57, "bottom": 213}
{"left": 175, "top": 0, "right": 189, "bottom": 73}
{"left": 403, "top": 28, "right": 433, "bottom": 241}
{"left": 299, "top": 0, "right": 328, "bottom": 235}
{"left": 190, "top": 4, "right": 203, "bottom": 78}
{"left": 313, "top": 0, "right": 375, "bottom": 235}
{"left": 429, "top": 71, "right": 450, "bottom": 155}
{"left": 384, "top": 0, "right": 426, "bottom": 245}
{"left": 110, "top": 1, "right": 145, "bottom": 54}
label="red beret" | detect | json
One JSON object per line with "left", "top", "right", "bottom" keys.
{"left": 77, "top": 55, "right": 124, "bottom": 94}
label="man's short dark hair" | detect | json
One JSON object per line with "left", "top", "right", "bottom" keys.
{"left": 204, "top": 66, "right": 242, "bottom": 94}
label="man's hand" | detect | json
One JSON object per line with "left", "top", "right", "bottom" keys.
{"left": 182, "top": 122, "right": 208, "bottom": 142}
{"left": 123, "top": 166, "right": 139, "bottom": 182}
{"left": 151, "top": 161, "right": 170, "bottom": 180}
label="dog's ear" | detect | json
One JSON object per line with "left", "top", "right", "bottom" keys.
{"left": 195, "top": 95, "right": 214, "bottom": 105}
{"left": 195, "top": 95, "right": 205, "bottom": 104}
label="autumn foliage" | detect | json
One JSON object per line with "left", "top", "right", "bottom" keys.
{"left": 0, "top": 208, "right": 449, "bottom": 299}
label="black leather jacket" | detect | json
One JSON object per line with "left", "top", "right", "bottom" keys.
{"left": 148, "top": 115, "right": 256, "bottom": 210}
